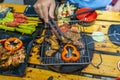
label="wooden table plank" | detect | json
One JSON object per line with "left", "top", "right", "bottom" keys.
{"left": 97, "top": 11, "right": 120, "bottom": 21}
{"left": 0, "top": 3, "right": 26, "bottom": 13}
{"left": 83, "top": 21, "right": 120, "bottom": 53}
{"left": 0, "top": 67, "right": 99, "bottom": 80}
{"left": 82, "top": 54, "right": 120, "bottom": 77}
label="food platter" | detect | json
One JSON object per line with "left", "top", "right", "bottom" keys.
{"left": 0, "top": 31, "right": 33, "bottom": 76}
{"left": 0, "top": 11, "right": 43, "bottom": 37}
{"left": 108, "top": 24, "right": 120, "bottom": 46}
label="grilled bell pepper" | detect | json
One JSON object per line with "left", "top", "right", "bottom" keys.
{"left": 4, "top": 37, "right": 23, "bottom": 51}
{"left": 61, "top": 44, "right": 80, "bottom": 62}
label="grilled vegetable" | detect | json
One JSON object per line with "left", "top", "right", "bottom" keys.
{"left": 4, "top": 37, "right": 23, "bottom": 51}
{"left": 61, "top": 44, "right": 80, "bottom": 62}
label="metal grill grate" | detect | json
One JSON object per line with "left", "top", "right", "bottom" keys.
{"left": 40, "top": 20, "right": 94, "bottom": 65}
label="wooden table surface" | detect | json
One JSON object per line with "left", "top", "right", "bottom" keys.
{"left": 0, "top": 3, "right": 120, "bottom": 80}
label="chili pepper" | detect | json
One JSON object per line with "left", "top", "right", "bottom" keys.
{"left": 61, "top": 44, "right": 80, "bottom": 62}
{"left": 4, "top": 37, "right": 23, "bottom": 51}
{"left": 0, "top": 25, "right": 15, "bottom": 31}
{"left": 16, "top": 28, "right": 33, "bottom": 34}
{"left": 18, "top": 25, "right": 36, "bottom": 32}
{"left": 20, "top": 23, "right": 38, "bottom": 27}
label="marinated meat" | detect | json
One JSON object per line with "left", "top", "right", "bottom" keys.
{"left": 0, "top": 46, "right": 26, "bottom": 68}
{"left": 5, "top": 22, "right": 20, "bottom": 27}
{"left": 64, "top": 30, "right": 81, "bottom": 41}
{"left": 45, "top": 36, "right": 60, "bottom": 50}
{"left": 73, "top": 40, "right": 83, "bottom": 46}
{"left": 45, "top": 49, "right": 57, "bottom": 57}
{"left": 13, "top": 13, "right": 26, "bottom": 19}
{"left": 70, "top": 24, "right": 81, "bottom": 33}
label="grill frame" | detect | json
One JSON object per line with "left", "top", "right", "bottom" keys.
{"left": 39, "top": 20, "right": 94, "bottom": 65}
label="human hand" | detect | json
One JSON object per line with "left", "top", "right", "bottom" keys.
{"left": 34, "top": 0, "right": 55, "bottom": 23}
{"left": 106, "top": 5, "right": 120, "bottom": 12}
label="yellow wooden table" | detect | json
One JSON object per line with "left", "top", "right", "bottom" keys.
{"left": 0, "top": 3, "right": 120, "bottom": 80}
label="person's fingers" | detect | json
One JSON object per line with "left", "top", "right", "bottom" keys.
{"left": 41, "top": 3, "right": 49, "bottom": 23}
{"left": 49, "top": 1, "right": 55, "bottom": 19}
{"left": 106, "top": 5, "right": 112, "bottom": 11}
{"left": 34, "top": 4, "right": 44, "bottom": 18}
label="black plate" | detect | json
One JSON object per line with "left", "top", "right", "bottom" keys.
{"left": 24, "top": 5, "right": 38, "bottom": 17}
{"left": 0, "top": 31, "right": 33, "bottom": 76}
{"left": 0, "top": 24, "right": 43, "bottom": 39}
{"left": 40, "top": 33, "right": 94, "bottom": 73}
{"left": 108, "top": 24, "right": 120, "bottom": 46}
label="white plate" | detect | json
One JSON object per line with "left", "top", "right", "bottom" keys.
{"left": 92, "top": 31, "right": 106, "bottom": 42}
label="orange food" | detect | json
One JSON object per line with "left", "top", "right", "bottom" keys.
{"left": 0, "top": 39, "right": 7, "bottom": 43}
{"left": 61, "top": 44, "right": 80, "bottom": 62}
{"left": 4, "top": 37, "right": 23, "bottom": 51}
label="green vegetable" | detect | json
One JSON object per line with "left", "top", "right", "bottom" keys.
{"left": 63, "top": 7, "right": 68, "bottom": 11}
{"left": 0, "top": 25, "right": 15, "bottom": 31}
{"left": 18, "top": 25, "right": 36, "bottom": 32}
{"left": 58, "top": 17, "right": 70, "bottom": 22}
{"left": 20, "top": 23, "right": 38, "bottom": 27}
{"left": 16, "top": 28, "right": 33, "bottom": 34}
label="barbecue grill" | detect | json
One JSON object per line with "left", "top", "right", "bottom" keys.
{"left": 39, "top": 20, "right": 94, "bottom": 73}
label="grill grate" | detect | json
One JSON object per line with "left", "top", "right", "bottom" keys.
{"left": 40, "top": 20, "right": 94, "bottom": 65}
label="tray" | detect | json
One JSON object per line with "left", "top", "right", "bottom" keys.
{"left": 108, "top": 24, "right": 120, "bottom": 46}
{"left": 0, "top": 23, "right": 43, "bottom": 39}
{"left": 0, "top": 31, "right": 33, "bottom": 76}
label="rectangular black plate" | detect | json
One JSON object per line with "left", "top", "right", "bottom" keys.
{"left": 0, "top": 31, "right": 33, "bottom": 76}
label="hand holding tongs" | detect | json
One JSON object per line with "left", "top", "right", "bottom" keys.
{"left": 47, "top": 19, "right": 72, "bottom": 42}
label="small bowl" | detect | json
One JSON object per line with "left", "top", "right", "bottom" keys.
{"left": 92, "top": 31, "right": 106, "bottom": 42}
{"left": 75, "top": 8, "right": 97, "bottom": 26}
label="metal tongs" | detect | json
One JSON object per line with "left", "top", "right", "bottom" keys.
{"left": 47, "top": 19, "right": 72, "bottom": 42}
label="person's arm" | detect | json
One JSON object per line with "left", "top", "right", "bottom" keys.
{"left": 34, "top": 0, "right": 55, "bottom": 23}
{"left": 106, "top": 0, "right": 120, "bottom": 12}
